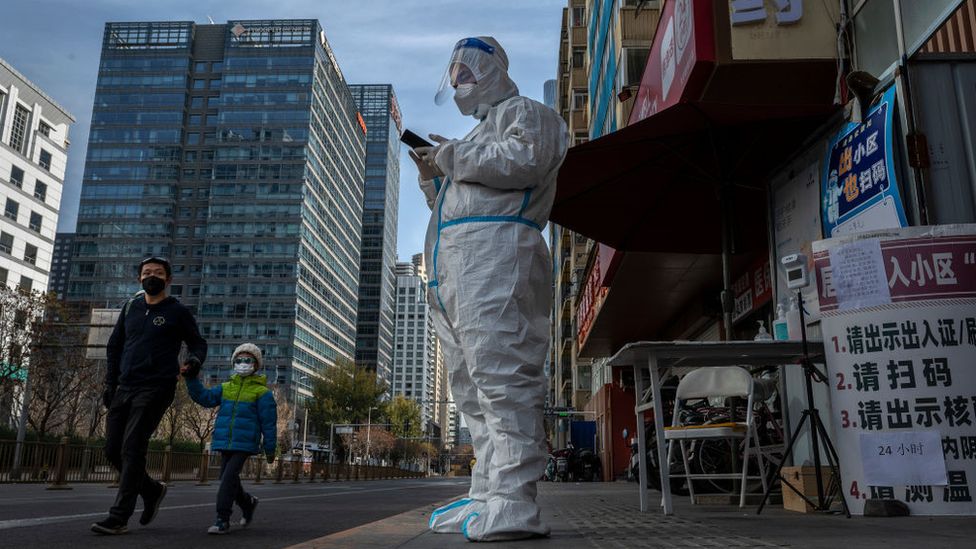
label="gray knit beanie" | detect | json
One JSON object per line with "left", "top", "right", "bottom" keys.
{"left": 232, "top": 343, "right": 263, "bottom": 370}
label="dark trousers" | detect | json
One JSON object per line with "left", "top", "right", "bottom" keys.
{"left": 104, "top": 384, "right": 175, "bottom": 522}
{"left": 217, "top": 451, "right": 254, "bottom": 521}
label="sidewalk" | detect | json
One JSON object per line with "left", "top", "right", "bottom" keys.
{"left": 289, "top": 481, "right": 976, "bottom": 548}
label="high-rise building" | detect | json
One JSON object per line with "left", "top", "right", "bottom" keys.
{"left": 0, "top": 58, "right": 74, "bottom": 293}
{"left": 392, "top": 255, "right": 437, "bottom": 432}
{"left": 49, "top": 232, "right": 75, "bottom": 299}
{"left": 348, "top": 84, "right": 400, "bottom": 387}
{"left": 68, "top": 20, "right": 366, "bottom": 402}
{"left": 543, "top": 79, "right": 557, "bottom": 110}
{"left": 433, "top": 332, "right": 449, "bottom": 445}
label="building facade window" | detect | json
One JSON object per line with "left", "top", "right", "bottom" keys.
{"left": 38, "top": 121, "right": 52, "bottom": 137}
{"left": 621, "top": 47, "right": 650, "bottom": 88}
{"left": 0, "top": 232, "right": 13, "bottom": 254}
{"left": 573, "top": 89, "right": 588, "bottom": 110}
{"left": 4, "top": 199, "right": 19, "bottom": 221}
{"left": 24, "top": 244, "right": 38, "bottom": 265}
{"left": 38, "top": 149, "right": 52, "bottom": 171}
{"left": 34, "top": 181, "right": 47, "bottom": 201}
{"left": 572, "top": 6, "right": 587, "bottom": 27}
{"left": 9, "top": 166, "right": 24, "bottom": 188}
{"left": 29, "top": 212, "right": 42, "bottom": 233}
{"left": 9, "top": 105, "right": 30, "bottom": 153}
{"left": 572, "top": 47, "right": 586, "bottom": 69}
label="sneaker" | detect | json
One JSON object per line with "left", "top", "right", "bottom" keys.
{"left": 207, "top": 519, "right": 230, "bottom": 535}
{"left": 240, "top": 496, "right": 259, "bottom": 528}
{"left": 91, "top": 517, "right": 128, "bottom": 535}
{"left": 139, "top": 481, "right": 167, "bottom": 526}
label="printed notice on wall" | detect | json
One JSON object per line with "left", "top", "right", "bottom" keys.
{"left": 814, "top": 224, "right": 976, "bottom": 515}
{"left": 859, "top": 431, "right": 948, "bottom": 487}
{"left": 829, "top": 238, "right": 891, "bottom": 310}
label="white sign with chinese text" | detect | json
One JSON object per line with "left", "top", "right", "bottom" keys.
{"left": 859, "top": 431, "right": 948, "bottom": 487}
{"left": 814, "top": 224, "right": 976, "bottom": 515}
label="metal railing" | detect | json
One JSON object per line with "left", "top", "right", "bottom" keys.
{"left": 0, "top": 439, "right": 424, "bottom": 486}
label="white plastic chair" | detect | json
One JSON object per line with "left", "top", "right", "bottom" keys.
{"left": 663, "top": 366, "right": 768, "bottom": 507}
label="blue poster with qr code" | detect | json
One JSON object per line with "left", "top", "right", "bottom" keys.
{"left": 821, "top": 86, "right": 908, "bottom": 238}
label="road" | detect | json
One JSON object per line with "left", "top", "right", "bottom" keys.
{"left": 0, "top": 477, "right": 469, "bottom": 548}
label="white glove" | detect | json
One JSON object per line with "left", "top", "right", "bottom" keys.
{"left": 409, "top": 148, "right": 443, "bottom": 180}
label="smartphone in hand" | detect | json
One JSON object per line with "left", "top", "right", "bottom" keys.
{"left": 400, "top": 129, "right": 434, "bottom": 149}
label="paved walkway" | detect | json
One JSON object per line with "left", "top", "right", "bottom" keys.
{"left": 290, "top": 481, "right": 976, "bottom": 548}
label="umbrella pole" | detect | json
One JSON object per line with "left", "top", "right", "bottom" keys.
{"left": 720, "top": 181, "right": 734, "bottom": 341}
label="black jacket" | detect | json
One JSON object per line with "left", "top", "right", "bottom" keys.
{"left": 105, "top": 295, "right": 208, "bottom": 388}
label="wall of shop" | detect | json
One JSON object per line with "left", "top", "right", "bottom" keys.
{"left": 911, "top": 61, "right": 976, "bottom": 225}
{"left": 587, "top": 368, "right": 636, "bottom": 481}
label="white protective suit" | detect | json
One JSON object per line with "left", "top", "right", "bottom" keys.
{"left": 419, "top": 36, "right": 568, "bottom": 542}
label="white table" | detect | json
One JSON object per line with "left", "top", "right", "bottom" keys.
{"left": 607, "top": 340, "right": 826, "bottom": 514}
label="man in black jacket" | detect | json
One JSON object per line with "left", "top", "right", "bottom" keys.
{"left": 91, "top": 257, "right": 208, "bottom": 535}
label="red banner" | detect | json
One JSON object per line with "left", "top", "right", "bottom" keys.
{"left": 815, "top": 234, "right": 976, "bottom": 312}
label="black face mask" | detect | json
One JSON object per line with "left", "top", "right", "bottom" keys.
{"left": 141, "top": 276, "right": 166, "bottom": 296}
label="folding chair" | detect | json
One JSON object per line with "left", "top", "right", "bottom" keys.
{"left": 663, "top": 366, "right": 768, "bottom": 507}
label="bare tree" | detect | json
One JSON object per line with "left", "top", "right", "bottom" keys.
{"left": 181, "top": 390, "right": 218, "bottom": 451}
{"left": 0, "top": 287, "right": 45, "bottom": 426}
{"left": 271, "top": 384, "right": 294, "bottom": 454}
{"left": 26, "top": 299, "right": 96, "bottom": 438}
{"left": 365, "top": 426, "right": 395, "bottom": 462}
{"left": 158, "top": 382, "right": 191, "bottom": 446}
{"left": 57, "top": 358, "right": 102, "bottom": 437}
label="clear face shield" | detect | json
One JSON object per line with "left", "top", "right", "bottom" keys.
{"left": 434, "top": 37, "right": 497, "bottom": 105}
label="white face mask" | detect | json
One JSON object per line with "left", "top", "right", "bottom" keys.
{"left": 454, "top": 83, "right": 481, "bottom": 116}
{"left": 233, "top": 356, "right": 257, "bottom": 376}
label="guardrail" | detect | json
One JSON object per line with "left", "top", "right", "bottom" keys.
{"left": 0, "top": 439, "right": 424, "bottom": 487}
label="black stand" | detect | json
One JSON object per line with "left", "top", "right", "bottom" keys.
{"left": 757, "top": 290, "right": 851, "bottom": 518}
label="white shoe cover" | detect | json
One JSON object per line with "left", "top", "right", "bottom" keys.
{"left": 460, "top": 503, "right": 550, "bottom": 542}
{"left": 429, "top": 498, "right": 486, "bottom": 534}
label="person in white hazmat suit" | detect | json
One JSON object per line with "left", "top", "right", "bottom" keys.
{"left": 408, "top": 36, "right": 568, "bottom": 542}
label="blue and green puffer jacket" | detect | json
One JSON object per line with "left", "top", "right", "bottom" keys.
{"left": 186, "top": 374, "right": 277, "bottom": 455}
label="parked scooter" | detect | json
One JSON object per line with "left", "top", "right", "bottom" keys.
{"left": 576, "top": 447, "right": 602, "bottom": 482}
{"left": 543, "top": 453, "right": 557, "bottom": 481}
{"left": 547, "top": 442, "right": 602, "bottom": 482}
{"left": 552, "top": 446, "right": 573, "bottom": 481}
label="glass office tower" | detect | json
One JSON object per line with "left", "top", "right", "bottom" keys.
{"left": 348, "top": 84, "right": 400, "bottom": 387}
{"left": 69, "top": 20, "right": 365, "bottom": 402}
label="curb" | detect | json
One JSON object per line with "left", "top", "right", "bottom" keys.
{"left": 284, "top": 497, "right": 457, "bottom": 549}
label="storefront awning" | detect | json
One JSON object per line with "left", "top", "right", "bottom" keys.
{"left": 551, "top": 102, "right": 832, "bottom": 253}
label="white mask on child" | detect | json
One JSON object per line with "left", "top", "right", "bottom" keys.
{"left": 233, "top": 355, "right": 257, "bottom": 376}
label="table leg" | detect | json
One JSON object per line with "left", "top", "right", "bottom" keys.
{"left": 648, "top": 355, "right": 672, "bottom": 516}
{"left": 634, "top": 363, "right": 649, "bottom": 513}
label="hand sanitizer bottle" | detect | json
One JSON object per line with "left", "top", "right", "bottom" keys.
{"left": 773, "top": 301, "right": 789, "bottom": 341}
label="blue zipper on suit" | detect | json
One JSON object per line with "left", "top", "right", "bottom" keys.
{"left": 430, "top": 184, "right": 539, "bottom": 313}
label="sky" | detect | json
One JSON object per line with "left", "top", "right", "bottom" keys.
{"left": 0, "top": 0, "right": 565, "bottom": 261}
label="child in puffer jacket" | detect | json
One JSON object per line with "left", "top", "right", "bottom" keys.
{"left": 183, "top": 343, "right": 277, "bottom": 535}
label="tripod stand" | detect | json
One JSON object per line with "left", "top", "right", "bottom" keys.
{"left": 757, "top": 290, "right": 851, "bottom": 518}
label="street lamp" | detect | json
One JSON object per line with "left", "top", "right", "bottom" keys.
{"left": 365, "top": 405, "right": 378, "bottom": 465}
{"left": 294, "top": 374, "right": 308, "bottom": 456}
